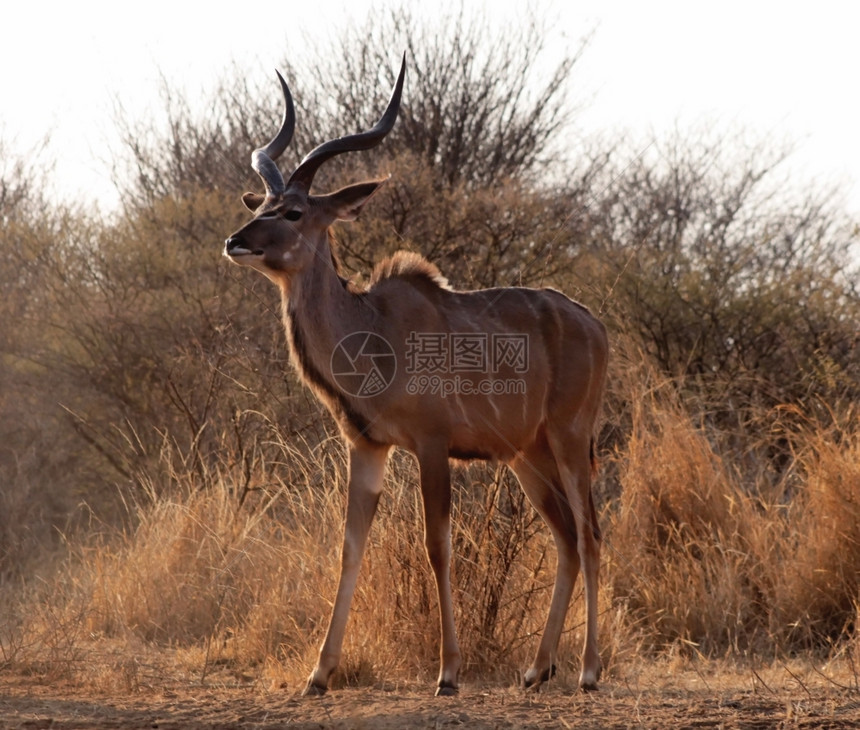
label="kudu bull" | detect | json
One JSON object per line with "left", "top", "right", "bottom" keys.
{"left": 224, "top": 54, "right": 608, "bottom": 696}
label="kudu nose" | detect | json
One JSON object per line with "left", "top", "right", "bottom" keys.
{"left": 224, "top": 236, "right": 244, "bottom": 254}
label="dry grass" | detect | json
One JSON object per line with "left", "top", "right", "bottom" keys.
{"left": 607, "top": 359, "right": 860, "bottom": 659}
{"left": 1, "top": 358, "right": 858, "bottom": 695}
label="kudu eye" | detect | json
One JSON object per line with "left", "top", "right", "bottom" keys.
{"left": 285, "top": 210, "right": 302, "bottom": 221}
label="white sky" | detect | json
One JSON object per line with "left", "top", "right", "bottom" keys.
{"left": 3, "top": 0, "right": 859, "bottom": 216}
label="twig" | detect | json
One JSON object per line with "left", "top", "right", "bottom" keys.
{"left": 692, "top": 663, "right": 712, "bottom": 692}
{"left": 61, "top": 404, "right": 131, "bottom": 480}
{"left": 781, "top": 661, "right": 813, "bottom": 700}
{"left": 809, "top": 663, "right": 855, "bottom": 693}
{"left": 750, "top": 666, "right": 775, "bottom": 695}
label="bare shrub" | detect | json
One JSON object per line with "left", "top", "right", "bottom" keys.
{"left": 0, "top": 138, "right": 88, "bottom": 581}
{"left": 114, "top": 5, "right": 586, "bottom": 210}
{"left": 333, "top": 150, "right": 602, "bottom": 291}
{"left": 593, "top": 131, "right": 860, "bottom": 420}
{"left": 300, "top": 5, "right": 586, "bottom": 189}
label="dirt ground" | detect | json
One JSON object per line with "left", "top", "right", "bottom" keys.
{"left": 2, "top": 661, "right": 860, "bottom": 730}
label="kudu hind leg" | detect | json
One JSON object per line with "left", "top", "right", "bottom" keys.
{"left": 304, "top": 442, "right": 389, "bottom": 696}
{"left": 417, "top": 446, "right": 461, "bottom": 696}
{"left": 511, "top": 450, "right": 581, "bottom": 690}
{"left": 547, "top": 431, "right": 602, "bottom": 691}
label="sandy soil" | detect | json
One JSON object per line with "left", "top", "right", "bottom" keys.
{"left": 2, "top": 665, "right": 860, "bottom": 730}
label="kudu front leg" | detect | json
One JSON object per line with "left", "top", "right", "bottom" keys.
{"left": 417, "top": 445, "right": 461, "bottom": 696}
{"left": 304, "top": 442, "right": 389, "bottom": 696}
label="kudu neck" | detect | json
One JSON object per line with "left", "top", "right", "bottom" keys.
{"left": 281, "top": 231, "right": 373, "bottom": 360}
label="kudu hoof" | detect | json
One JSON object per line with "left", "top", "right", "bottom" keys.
{"left": 435, "top": 681, "right": 458, "bottom": 697}
{"left": 579, "top": 664, "right": 602, "bottom": 692}
{"left": 524, "top": 663, "right": 557, "bottom": 690}
{"left": 302, "top": 681, "right": 328, "bottom": 697}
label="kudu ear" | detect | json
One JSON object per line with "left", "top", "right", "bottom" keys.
{"left": 324, "top": 178, "right": 389, "bottom": 222}
{"left": 242, "top": 192, "right": 266, "bottom": 212}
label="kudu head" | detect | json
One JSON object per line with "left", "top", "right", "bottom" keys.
{"left": 224, "top": 55, "right": 406, "bottom": 281}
